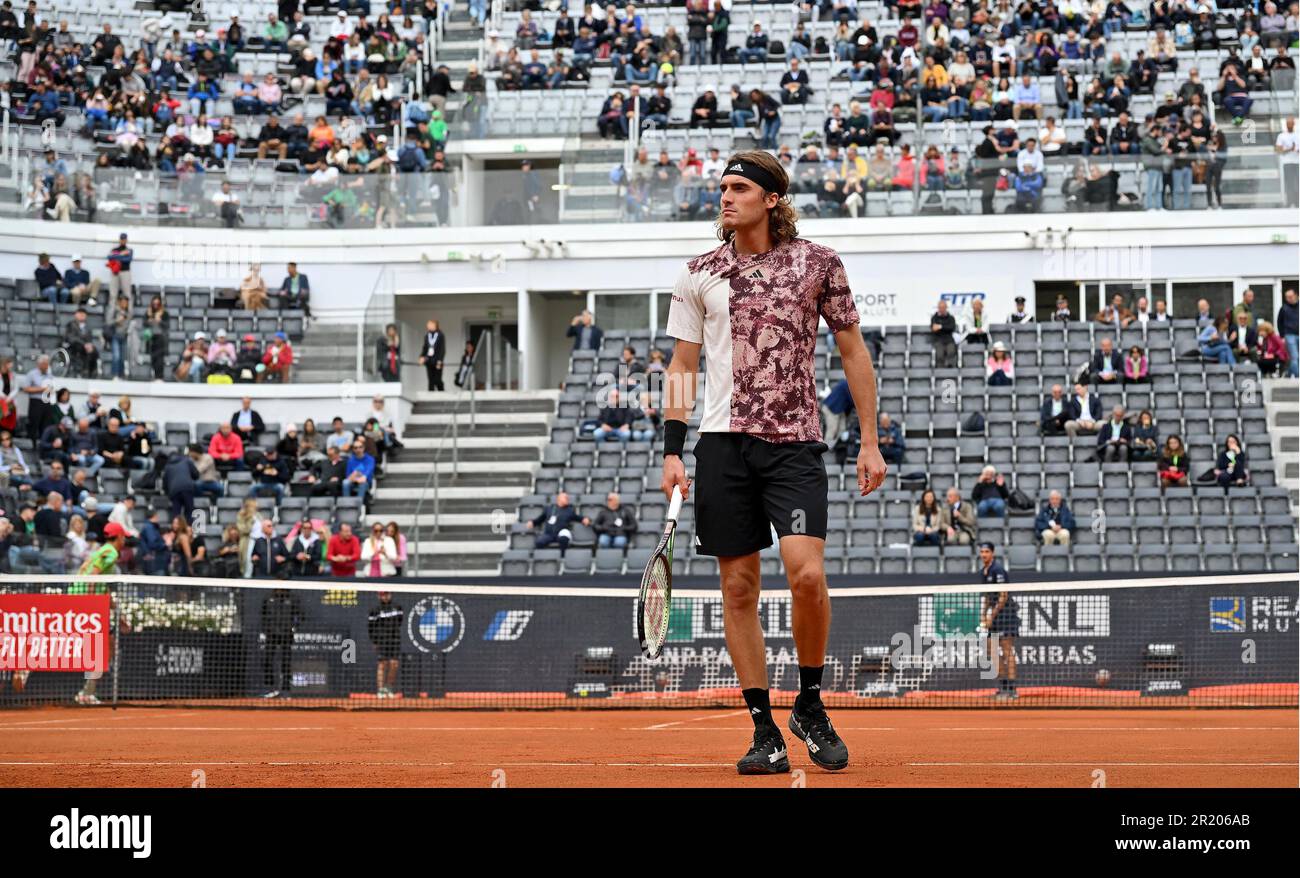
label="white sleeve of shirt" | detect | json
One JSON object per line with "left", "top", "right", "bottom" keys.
{"left": 665, "top": 265, "right": 704, "bottom": 345}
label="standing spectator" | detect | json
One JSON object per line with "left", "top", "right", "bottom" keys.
{"left": 593, "top": 492, "right": 637, "bottom": 549}
{"left": 1034, "top": 382, "right": 1066, "bottom": 434}
{"left": 107, "top": 233, "right": 134, "bottom": 303}
{"left": 1097, "top": 405, "right": 1133, "bottom": 462}
{"left": 162, "top": 447, "right": 199, "bottom": 524}
{"left": 972, "top": 466, "right": 1010, "bottom": 518}
{"left": 385, "top": 522, "right": 407, "bottom": 576}
{"left": 930, "top": 299, "right": 959, "bottom": 367}
{"left": 142, "top": 296, "right": 170, "bottom": 381}
{"left": 1065, "top": 382, "right": 1101, "bottom": 439}
{"left": 327, "top": 522, "right": 361, "bottom": 577}
{"left": 912, "top": 489, "right": 946, "bottom": 546}
{"left": 278, "top": 262, "right": 311, "bottom": 315}
{"left": 20, "top": 356, "right": 54, "bottom": 443}
{"left": 526, "top": 491, "right": 590, "bottom": 553}
{"left": 360, "top": 522, "right": 399, "bottom": 578}
{"left": 287, "top": 520, "right": 322, "bottom": 578}
{"left": 566, "top": 309, "right": 604, "bottom": 351}
{"left": 376, "top": 324, "right": 402, "bottom": 382}
{"left": 419, "top": 319, "right": 446, "bottom": 391}
{"left": 1035, "top": 490, "right": 1075, "bottom": 545}
{"left": 1277, "top": 287, "right": 1299, "bottom": 378}
{"left": 876, "top": 412, "right": 905, "bottom": 465}
{"left": 343, "top": 439, "right": 376, "bottom": 498}
{"left": 1278, "top": 116, "right": 1298, "bottom": 208}
{"left": 1215, "top": 435, "right": 1250, "bottom": 488}
{"left": 367, "top": 590, "right": 403, "bottom": 698}
{"left": 986, "top": 341, "right": 1014, "bottom": 385}
{"left": 259, "top": 587, "right": 299, "bottom": 697}
{"left": 944, "top": 486, "right": 977, "bottom": 545}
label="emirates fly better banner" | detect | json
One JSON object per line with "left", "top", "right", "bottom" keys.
{"left": 0, "top": 595, "right": 110, "bottom": 674}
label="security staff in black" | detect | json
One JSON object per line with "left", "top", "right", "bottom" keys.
{"left": 419, "top": 319, "right": 446, "bottom": 392}
{"left": 367, "top": 591, "right": 404, "bottom": 699}
{"left": 978, "top": 541, "right": 1019, "bottom": 699}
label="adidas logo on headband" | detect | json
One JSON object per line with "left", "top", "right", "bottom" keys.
{"left": 728, "top": 163, "right": 744, "bottom": 171}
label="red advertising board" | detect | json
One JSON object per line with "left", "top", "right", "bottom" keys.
{"left": 0, "top": 594, "right": 110, "bottom": 673}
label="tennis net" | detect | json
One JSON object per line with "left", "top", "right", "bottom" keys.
{"left": 0, "top": 573, "right": 1295, "bottom": 709}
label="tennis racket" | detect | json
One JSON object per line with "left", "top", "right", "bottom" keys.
{"left": 637, "top": 485, "right": 684, "bottom": 660}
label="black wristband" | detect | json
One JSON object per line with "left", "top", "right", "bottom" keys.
{"left": 662, "top": 420, "right": 687, "bottom": 458}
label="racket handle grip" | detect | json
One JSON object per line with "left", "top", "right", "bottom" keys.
{"left": 666, "top": 485, "right": 684, "bottom": 522}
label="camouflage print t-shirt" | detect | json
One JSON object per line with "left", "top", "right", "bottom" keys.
{"left": 666, "top": 237, "right": 860, "bottom": 443}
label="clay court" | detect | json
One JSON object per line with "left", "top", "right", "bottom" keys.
{"left": 0, "top": 706, "right": 1294, "bottom": 787}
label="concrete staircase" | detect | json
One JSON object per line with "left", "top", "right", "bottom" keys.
{"left": 365, "top": 390, "right": 559, "bottom": 575}
{"left": 292, "top": 323, "right": 361, "bottom": 383}
{"left": 1262, "top": 379, "right": 1299, "bottom": 518}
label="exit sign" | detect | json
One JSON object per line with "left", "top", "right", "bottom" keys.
{"left": 513, "top": 144, "right": 527, "bottom": 153}
{"left": 487, "top": 307, "right": 502, "bottom": 320}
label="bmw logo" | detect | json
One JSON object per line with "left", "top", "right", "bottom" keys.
{"left": 407, "top": 597, "right": 465, "bottom": 654}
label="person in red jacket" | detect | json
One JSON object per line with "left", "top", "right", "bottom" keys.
{"left": 208, "top": 422, "right": 246, "bottom": 473}
{"left": 327, "top": 522, "right": 361, "bottom": 577}
{"left": 261, "top": 331, "right": 294, "bottom": 383}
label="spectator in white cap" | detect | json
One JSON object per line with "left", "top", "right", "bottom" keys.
{"left": 178, "top": 332, "right": 208, "bottom": 383}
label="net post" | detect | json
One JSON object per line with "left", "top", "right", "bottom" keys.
{"left": 111, "top": 583, "right": 121, "bottom": 709}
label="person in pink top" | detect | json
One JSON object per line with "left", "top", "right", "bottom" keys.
{"left": 986, "top": 340, "right": 1015, "bottom": 385}
{"left": 1123, "top": 345, "right": 1149, "bottom": 383}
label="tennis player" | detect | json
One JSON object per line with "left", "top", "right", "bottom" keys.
{"left": 978, "top": 542, "right": 1019, "bottom": 700}
{"left": 660, "top": 150, "right": 887, "bottom": 775}
{"left": 71, "top": 521, "right": 127, "bottom": 705}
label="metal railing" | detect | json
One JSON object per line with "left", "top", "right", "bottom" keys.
{"left": 410, "top": 329, "right": 490, "bottom": 575}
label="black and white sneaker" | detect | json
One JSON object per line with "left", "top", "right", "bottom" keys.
{"left": 736, "top": 727, "right": 790, "bottom": 775}
{"left": 788, "top": 703, "right": 850, "bottom": 771}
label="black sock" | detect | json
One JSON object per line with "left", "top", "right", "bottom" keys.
{"left": 742, "top": 688, "right": 777, "bottom": 731}
{"left": 796, "top": 665, "right": 824, "bottom": 712}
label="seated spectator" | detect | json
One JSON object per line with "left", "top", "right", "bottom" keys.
{"left": 235, "top": 334, "right": 264, "bottom": 382}
{"left": 177, "top": 333, "right": 209, "bottom": 383}
{"left": 1012, "top": 160, "right": 1044, "bottom": 212}
{"left": 326, "top": 418, "right": 355, "bottom": 456}
{"left": 239, "top": 263, "right": 269, "bottom": 312}
{"left": 930, "top": 299, "right": 959, "bottom": 367}
{"left": 208, "top": 422, "right": 246, "bottom": 473}
{"left": 986, "top": 341, "right": 1014, "bottom": 385}
{"left": 206, "top": 328, "right": 237, "bottom": 378}
{"left": 1065, "top": 382, "right": 1102, "bottom": 439}
{"left": 1095, "top": 293, "right": 1135, "bottom": 329}
{"left": 301, "top": 444, "right": 345, "bottom": 497}
{"left": 63, "top": 256, "right": 99, "bottom": 306}
{"left": 35, "top": 252, "right": 67, "bottom": 306}
{"left": 342, "top": 438, "right": 376, "bottom": 498}
{"left": 261, "top": 333, "right": 294, "bottom": 383}
{"left": 1255, "top": 321, "right": 1289, "bottom": 377}
{"left": 1158, "top": 435, "right": 1191, "bottom": 487}
{"left": 592, "top": 388, "right": 652, "bottom": 444}
{"left": 1097, "top": 405, "right": 1133, "bottom": 462}
{"left": 136, "top": 508, "right": 168, "bottom": 575}
{"left": 820, "top": 379, "right": 853, "bottom": 447}
{"left": 960, "top": 297, "right": 989, "bottom": 346}
{"left": 1226, "top": 311, "right": 1258, "bottom": 365}
{"left": 1199, "top": 316, "right": 1237, "bottom": 365}
{"left": 1124, "top": 345, "right": 1149, "bottom": 383}
{"left": 593, "top": 492, "right": 638, "bottom": 549}
{"left": 62, "top": 514, "right": 90, "bottom": 572}
{"left": 250, "top": 519, "right": 288, "bottom": 579}
{"left": 1091, "top": 337, "right": 1123, "bottom": 385}
{"left": 526, "top": 491, "right": 590, "bottom": 553}
{"left": 1132, "top": 410, "right": 1159, "bottom": 461}
{"left": 972, "top": 466, "right": 1009, "bottom": 518}
{"left": 7, "top": 506, "right": 63, "bottom": 573}
{"left": 1040, "top": 383, "right": 1069, "bottom": 435}
{"left": 171, "top": 514, "right": 206, "bottom": 577}
{"left": 1035, "top": 490, "right": 1075, "bottom": 545}
{"left": 876, "top": 412, "right": 905, "bottom": 464}
{"left": 0, "top": 430, "right": 33, "bottom": 491}
{"left": 67, "top": 418, "right": 104, "bottom": 478}
{"left": 33, "top": 492, "right": 67, "bottom": 542}
{"left": 912, "top": 489, "right": 946, "bottom": 546}
{"left": 944, "top": 486, "right": 977, "bottom": 545}
{"left": 65, "top": 311, "right": 99, "bottom": 380}
{"left": 1215, "top": 434, "right": 1250, "bottom": 488}
{"left": 253, "top": 446, "right": 290, "bottom": 502}
{"left": 327, "top": 522, "right": 361, "bottom": 577}
{"left": 368, "top": 396, "right": 403, "bottom": 454}
{"left": 231, "top": 397, "right": 265, "bottom": 447}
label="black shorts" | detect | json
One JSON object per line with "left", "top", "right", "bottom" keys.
{"left": 375, "top": 641, "right": 401, "bottom": 661}
{"left": 989, "top": 612, "right": 1020, "bottom": 637}
{"left": 690, "top": 432, "right": 829, "bottom": 557}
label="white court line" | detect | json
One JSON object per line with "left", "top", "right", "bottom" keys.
{"left": 910, "top": 761, "right": 1295, "bottom": 767}
{"left": 644, "top": 710, "right": 747, "bottom": 730}
{"left": 0, "top": 716, "right": 110, "bottom": 727}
